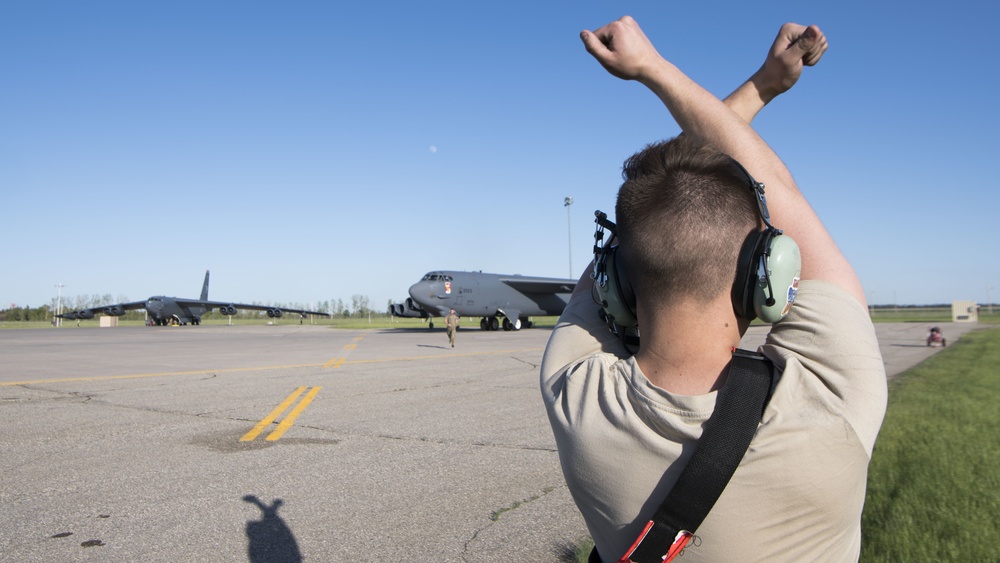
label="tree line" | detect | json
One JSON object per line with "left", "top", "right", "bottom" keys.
{"left": 1, "top": 294, "right": 388, "bottom": 322}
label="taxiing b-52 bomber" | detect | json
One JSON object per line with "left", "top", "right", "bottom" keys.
{"left": 57, "top": 271, "right": 330, "bottom": 326}
{"left": 389, "top": 270, "right": 577, "bottom": 330}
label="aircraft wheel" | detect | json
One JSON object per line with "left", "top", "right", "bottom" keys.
{"left": 429, "top": 321, "right": 435, "bottom": 329}
{"left": 512, "top": 318, "right": 522, "bottom": 331}
{"left": 489, "top": 316, "right": 500, "bottom": 331}
{"left": 502, "top": 318, "right": 512, "bottom": 331}
{"left": 480, "top": 318, "right": 488, "bottom": 331}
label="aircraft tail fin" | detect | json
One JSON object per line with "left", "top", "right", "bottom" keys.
{"left": 201, "top": 270, "right": 210, "bottom": 301}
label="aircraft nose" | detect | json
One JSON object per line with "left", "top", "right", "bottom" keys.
{"left": 408, "top": 282, "right": 427, "bottom": 300}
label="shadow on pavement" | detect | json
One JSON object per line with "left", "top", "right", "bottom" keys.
{"left": 243, "top": 495, "right": 303, "bottom": 563}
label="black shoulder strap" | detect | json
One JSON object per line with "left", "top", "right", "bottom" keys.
{"left": 599, "top": 349, "right": 775, "bottom": 563}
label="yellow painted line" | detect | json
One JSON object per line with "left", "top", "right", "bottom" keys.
{"left": 266, "top": 386, "right": 321, "bottom": 441}
{"left": 2, "top": 347, "right": 544, "bottom": 386}
{"left": 240, "top": 387, "right": 307, "bottom": 442}
{"left": 341, "top": 348, "right": 544, "bottom": 366}
{"left": 323, "top": 337, "right": 362, "bottom": 368}
{"left": 323, "top": 357, "right": 345, "bottom": 369}
{"left": 0, "top": 363, "right": 324, "bottom": 387}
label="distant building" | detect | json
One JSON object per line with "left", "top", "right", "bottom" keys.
{"left": 951, "top": 300, "right": 978, "bottom": 322}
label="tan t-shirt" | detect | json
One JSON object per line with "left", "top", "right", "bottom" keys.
{"left": 540, "top": 280, "right": 887, "bottom": 562}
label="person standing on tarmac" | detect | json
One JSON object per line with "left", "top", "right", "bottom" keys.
{"left": 445, "top": 309, "right": 460, "bottom": 348}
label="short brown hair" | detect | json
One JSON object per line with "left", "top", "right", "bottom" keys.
{"left": 614, "top": 136, "right": 759, "bottom": 306}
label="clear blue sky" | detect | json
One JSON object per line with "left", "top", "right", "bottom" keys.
{"left": 2, "top": 0, "right": 997, "bottom": 311}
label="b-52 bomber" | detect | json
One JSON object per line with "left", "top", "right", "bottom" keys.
{"left": 57, "top": 270, "right": 330, "bottom": 326}
{"left": 389, "top": 270, "right": 576, "bottom": 331}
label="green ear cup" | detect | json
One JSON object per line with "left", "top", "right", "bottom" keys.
{"left": 756, "top": 234, "right": 801, "bottom": 323}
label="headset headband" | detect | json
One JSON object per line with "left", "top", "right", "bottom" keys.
{"left": 728, "top": 159, "right": 779, "bottom": 232}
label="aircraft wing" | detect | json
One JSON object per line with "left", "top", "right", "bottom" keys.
{"left": 177, "top": 299, "right": 331, "bottom": 317}
{"left": 56, "top": 301, "right": 147, "bottom": 319}
{"left": 499, "top": 277, "right": 577, "bottom": 295}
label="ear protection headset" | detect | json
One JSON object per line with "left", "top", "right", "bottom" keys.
{"left": 591, "top": 159, "right": 801, "bottom": 342}
{"left": 729, "top": 161, "right": 801, "bottom": 323}
{"left": 592, "top": 211, "right": 636, "bottom": 327}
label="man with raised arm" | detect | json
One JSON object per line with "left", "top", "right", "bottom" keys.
{"left": 541, "top": 17, "right": 886, "bottom": 562}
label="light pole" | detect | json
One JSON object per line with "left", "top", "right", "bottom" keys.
{"left": 990, "top": 286, "right": 994, "bottom": 315}
{"left": 55, "top": 283, "right": 64, "bottom": 327}
{"left": 564, "top": 196, "right": 573, "bottom": 278}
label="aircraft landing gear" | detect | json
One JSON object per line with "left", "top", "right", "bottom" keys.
{"left": 480, "top": 316, "right": 502, "bottom": 331}
{"left": 502, "top": 317, "right": 522, "bottom": 331}
{"left": 429, "top": 321, "right": 435, "bottom": 329}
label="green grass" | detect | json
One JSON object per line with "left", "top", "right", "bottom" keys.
{"left": 570, "top": 538, "right": 595, "bottom": 563}
{"left": 868, "top": 307, "right": 1000, "bottom": 324}
{"left": 861, "top": 327, "right": 1000, "bottom": 561}
{"left": 7, "top": 303, "right": 997, "bottom": 330}
{"left": 1, "top": 315, "right": 562, "bottom": 330}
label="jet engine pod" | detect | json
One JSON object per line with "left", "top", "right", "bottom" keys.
{"left": 266, "top": 309, "right": 283, "bottom": 318}
{"left": 76, "top": 310, "right": 95, "bottom": 320}
{"left": 388, "top": 299, "right": 429, "bottom": 319}
{"left": 104, "top": 305, "right": 126, "bottom": 316}
{"left": 404, "top": 298, "right": 430, "bottom": 318}
{"left": 220, "top": 305, "right": 237, "bottom": 315}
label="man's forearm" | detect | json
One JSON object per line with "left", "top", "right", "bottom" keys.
{"left": 723, "top": 69, "right": 777, "bottom": 124}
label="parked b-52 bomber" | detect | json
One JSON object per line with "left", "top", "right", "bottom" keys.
{"left": 389, "top": 270, "right": 577, "bottom": 331}
{"left": 57, "top": 271, "right": 330, "bottom": 326}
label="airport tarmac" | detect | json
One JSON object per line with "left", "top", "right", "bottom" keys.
{"left": 0, "top": 321, "right": 982, "bottom": 562}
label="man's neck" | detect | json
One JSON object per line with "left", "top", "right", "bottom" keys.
{"left": 634, "top": 295, "right": 746, "bottom": 396}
